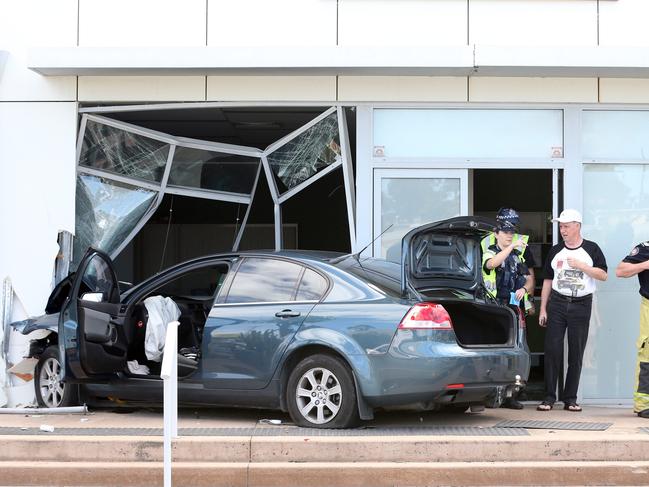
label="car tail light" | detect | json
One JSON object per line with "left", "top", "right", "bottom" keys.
{"left": 398, "top": 302, "right": 453, "bottom": 330}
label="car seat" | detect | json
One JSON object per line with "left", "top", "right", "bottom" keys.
{"left": 129, "top": 300, "right": 198, "bottom": 377}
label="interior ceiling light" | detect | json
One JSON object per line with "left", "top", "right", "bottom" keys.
{"left": 233, "top": 121, "right": 281, "bottom": 129}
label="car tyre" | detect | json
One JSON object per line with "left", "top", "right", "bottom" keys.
{"left": 287, "top": 354, "right": 359, "bottom": 429}
{"left": 34, "top": 345, "right": 78, "bottom": 408}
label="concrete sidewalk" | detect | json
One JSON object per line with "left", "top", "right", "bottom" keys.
{"left": 1, "top": 403, "right": 648, "bottom": 486}
{"left": 0, "top": 402, "right": 645, "bottom": 434}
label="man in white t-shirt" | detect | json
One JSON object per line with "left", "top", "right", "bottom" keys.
{"left": 537, "top": 209, "right": 608, "bottom": 412}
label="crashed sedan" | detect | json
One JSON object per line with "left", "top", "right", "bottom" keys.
{"left": 13, "top": 216, "right": 530, "bottom": 428}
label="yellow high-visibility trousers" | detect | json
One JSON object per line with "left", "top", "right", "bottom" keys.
{"left": 634, "top": 297, "right": 649, "bottom": 414}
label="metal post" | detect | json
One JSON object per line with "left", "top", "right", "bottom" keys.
{"left": 161, "top": 320, "right": 179, "bottom": 487}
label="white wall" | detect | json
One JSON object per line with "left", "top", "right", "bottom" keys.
{"left": 208, "top": 0, "right": 336, "bottom": 46}
{"left": 469, "top": 77, "right": 598, "bottom": 103}
{"left": 599, "top": 0, "right": 649, "bottom": 47}
{"left": 207, "top": 76, "right": 336, "bottom": 101}
{"left": 469, "top": 0, "right": 597, "bottom": 46}
{"left": 79, "top": 0, "right": 206, "bottom": 47}
{"left": 78, "top": 76, "right": 206, "bottom": 102}
{"left": 0, "top": 102, "right": 77, "bottom": 316}
{"left": 0, "top": 0, "right": 77, "bottom": 100}
{"left": 338, "top": 0, "right": 467, "bottom": 46}
{"left": 338, "top": 76, "right": 468, "bottom": 102}
{"left": 1, "top": 0, "right": 79, "bottom": 319}
{"left": 599, "top": 78, "right": 649, "bottom": 103}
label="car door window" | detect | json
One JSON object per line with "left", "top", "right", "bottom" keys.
{"left": 226, "top": 258, "right": 303, "bottom": 303}
{"left": 148, "top": 265, "right": 227, "bottom": 301}
{"left": 296, "top": 268, "right": 328, "bottom": 301}
{"left": 80, "top": 253, "right": 118, "bottom": 303}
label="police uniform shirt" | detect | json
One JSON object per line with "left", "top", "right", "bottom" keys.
{"left": 483, "top": 244, "right": 530, "bottom": 300}
{"left": 522, "top": 246, "right": 536, "bottom": 269}
{"left": 622, "top": 241, "right": 649, "bottom": 300}
{"left": 543, "top": 240, "right": 607, "bottom": 298}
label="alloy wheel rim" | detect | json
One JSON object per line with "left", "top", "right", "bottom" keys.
{"left": 295, "top": 366, "right": 343, "bottom": 424}
{"left": 39, "top": 357, "right": 65, "bottom": 407}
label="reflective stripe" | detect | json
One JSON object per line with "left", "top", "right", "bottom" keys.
{"left": 634, "top": 297, "right": 649, "bottom": 413}
{"left": 480, "top": 232, "right": 529, "bottom": 300}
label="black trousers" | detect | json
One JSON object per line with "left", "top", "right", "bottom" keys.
{"left": 543, "top": 291, "right": 593, "bottom": 404}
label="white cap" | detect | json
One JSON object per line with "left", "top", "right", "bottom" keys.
{"left": 552, "top": 209, "right": 582, "bottom": 223}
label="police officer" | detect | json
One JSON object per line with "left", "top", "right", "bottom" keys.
{"left": 616, "top": 241, "right": 649, "bottom": 419}
{"left": 482, "top": 208, "right": 535, "bottom": 409}
{"left": 481, "top": 208, "right": 537, "bottom": 314}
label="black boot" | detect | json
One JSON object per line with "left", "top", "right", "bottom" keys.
{"left": 502, "top": 397, "right": 524, "bottom": 410}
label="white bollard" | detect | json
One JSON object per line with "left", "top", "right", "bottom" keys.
{"left": 160, "top": 320, "right": 179, "bottom": 487}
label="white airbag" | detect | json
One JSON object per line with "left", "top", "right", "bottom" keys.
{"left": 143, "top": 296, "right": 180, "bottom": 362}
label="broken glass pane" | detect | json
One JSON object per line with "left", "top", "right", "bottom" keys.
{"left": 168, "top": 147, "right": 259, "bottom": 194}
{"left": 73, "top": 174, "right": 157, "bottom": 268}
{"left": 266, "top": 112, "right": 341, "bottom": 193}
{"left": 79, "top": 120, "right": 170, "bottom": 183}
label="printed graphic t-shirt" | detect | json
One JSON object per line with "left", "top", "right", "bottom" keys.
{"left": 543, "top": 240, "right": 607, "bottom": 298}
{"left": 622, "top": 241, "right": 649, "bottom": 300}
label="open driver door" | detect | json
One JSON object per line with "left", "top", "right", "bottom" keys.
{"left": 59, "top": 248, "right": 127, "bottom": 381}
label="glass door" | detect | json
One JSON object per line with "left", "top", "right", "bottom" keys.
{"left": 373, "top": 169, "right": 469, "bottom": 261}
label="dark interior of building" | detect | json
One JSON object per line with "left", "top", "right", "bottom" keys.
{"left": 473, "top": 168, "right": 558, "bottom": 399}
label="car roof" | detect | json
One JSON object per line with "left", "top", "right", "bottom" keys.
{"left": 261, "top": 249, "right": 346, "bottom": 262}
{"left": 120, "top": 249, "right": 347, "bottom": 298}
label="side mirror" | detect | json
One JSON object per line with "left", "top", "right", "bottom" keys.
{"left": 81, "top": 292, "right": 103, "bottom": 303}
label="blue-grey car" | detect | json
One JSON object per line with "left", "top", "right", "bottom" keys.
{"left": 13, "top": 216, "right": 530, "bottom": 428}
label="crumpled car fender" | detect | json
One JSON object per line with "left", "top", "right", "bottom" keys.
{"left": 11, "top": 313, "right": 58, "bottom": 336}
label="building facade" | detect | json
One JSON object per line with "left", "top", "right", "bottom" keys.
{"left": 3, "top": 0, "right": 649, "bottom": 406}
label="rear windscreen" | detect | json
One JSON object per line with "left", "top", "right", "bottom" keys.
{"left": 336, "top": 257, "right": 402, "bottom": 297}
{"left": 411, "top": 233, "right": 477, "bottom": 280}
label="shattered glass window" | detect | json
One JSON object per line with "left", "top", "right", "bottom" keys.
{"left": 266, "top": 112, "right": 341, "bottom": 193}
{"left": 79, "top": 120, "right": 170, "bottom": 183}
{"left": 168, "top": 147, "right": 260, "bottom": 194}
{"left": 73, "top": 174, "right": 157, "bottom": 268}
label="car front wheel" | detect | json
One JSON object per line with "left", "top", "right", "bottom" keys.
{"left": 34, "top": 345, "right": 78, "bottom": 408}
{"left": 286, "top": 354, "right": 359, "bottom": 428}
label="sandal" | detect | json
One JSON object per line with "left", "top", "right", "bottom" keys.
{"left": 537, "top": 401, "right": 553, "bottom": 411}
{"left": 564, "top": 403, "right": 582, "bottom": 412}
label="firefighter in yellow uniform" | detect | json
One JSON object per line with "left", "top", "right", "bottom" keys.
{"left": 615, "top": 241, "right": 649, "bottom": 419}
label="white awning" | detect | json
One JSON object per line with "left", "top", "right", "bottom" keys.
{"left": 27, "top": 46, "right": 474, "bottom": 76}
{"left": 26, "top": 45, "right": 649, "bottom": 78}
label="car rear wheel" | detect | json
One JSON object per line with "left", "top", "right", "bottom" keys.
{"left": 34, "top": 346, "right": 78, "bottom": 408}
{"left": 287, "top": 354, "right": 359, "bottom": 429}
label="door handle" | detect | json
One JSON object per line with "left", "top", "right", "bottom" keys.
{"left": 275, "top": 309, "right": 301, "bottom": 318}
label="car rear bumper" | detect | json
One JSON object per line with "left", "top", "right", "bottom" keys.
{"left": 359, "top": 344, "right": 530, "bottom": 408}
